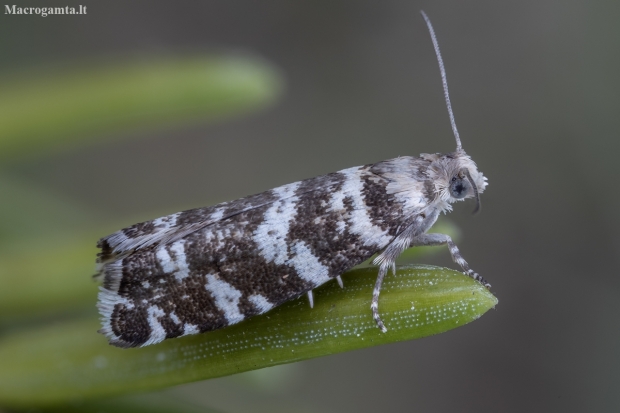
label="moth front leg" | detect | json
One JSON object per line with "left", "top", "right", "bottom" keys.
{"left": 411, "top": 233, "right": 491, "bottom": 288}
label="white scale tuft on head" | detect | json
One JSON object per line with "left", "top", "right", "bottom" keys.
{"left": 425, "top": 153, "right": 487, "bottom": 212}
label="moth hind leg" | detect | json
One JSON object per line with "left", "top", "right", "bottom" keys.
{"left": 306, "top": 276, "right": 344, "bottom": 310}
{"left": 411, "top": 233, "right": 491, "bottom": 288}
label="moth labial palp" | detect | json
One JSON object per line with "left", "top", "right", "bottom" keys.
{"left": 94, "top": 11, "right": 489, "bottom": 348}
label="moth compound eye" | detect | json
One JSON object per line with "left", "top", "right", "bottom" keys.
{"left": 450, "top": 177, "right": 468, "bottom": 199}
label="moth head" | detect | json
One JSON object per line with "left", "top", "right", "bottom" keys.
{"left": 425, "top": 151, "right": 488, "bottom": 213}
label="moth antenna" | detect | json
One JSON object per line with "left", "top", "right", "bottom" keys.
{"left": 463, "top": 169, "right": 481, "bottom": 214}
{"left": 420, "top": 10, "right": 463, "bottom": 152}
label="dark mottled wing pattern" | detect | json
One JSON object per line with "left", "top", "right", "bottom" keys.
{"left": 96, "top": 190, "right": 280, "bottom": 270}
{"left": 97, "top": 159, "right": 429, "bottom": 348}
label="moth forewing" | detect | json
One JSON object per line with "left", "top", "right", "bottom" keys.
{"left": 95, "top": 12, "right": 488, "bottom": 348}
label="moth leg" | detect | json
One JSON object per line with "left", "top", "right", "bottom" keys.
{"left": 411, "top": 233, "right": 491, "bottom": 288}
{"left": 336, "top": 275, "right": 344, "bottom": 289}
{"left": 371, "top": 220, "right": 423, "bottom": 333}
{"left": 371, "top": 262, "right": 395, "bottom": 333}
{"left": 307, "top": 290, "right": 314, "bottom": 308}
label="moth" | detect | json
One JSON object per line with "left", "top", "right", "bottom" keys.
{"left": 96, "top": 11, "right": 489, "bottom": 348}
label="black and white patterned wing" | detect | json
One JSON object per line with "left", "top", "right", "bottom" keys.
{"left": 97, "top": 165, "right": 403, "bottom": 348}
{"left": 96, "top": 189, "right": 284, "bottom": 268}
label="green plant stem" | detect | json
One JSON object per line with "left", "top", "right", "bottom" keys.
{"left": 0, "top": 265, "right": 497, "bottom": 407}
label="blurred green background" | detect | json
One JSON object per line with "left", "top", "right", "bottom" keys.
{"left": 1, "top": 1, "right": 619, "bottom": 412}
